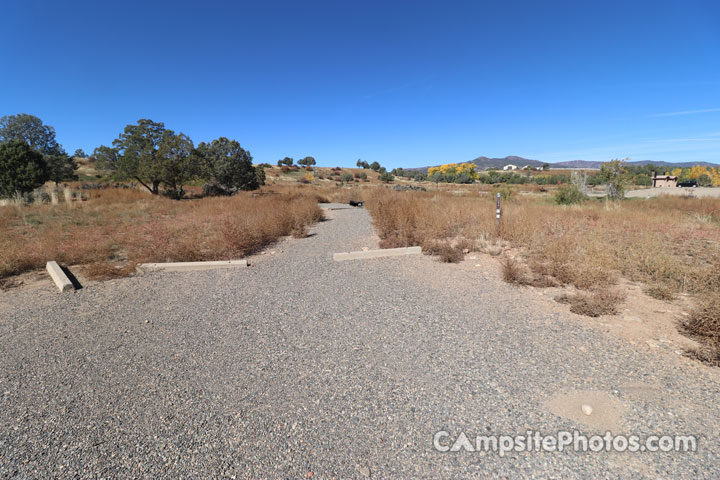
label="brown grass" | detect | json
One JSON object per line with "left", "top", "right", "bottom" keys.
{"left": 365, "top": 189, "right": 720, "bottom": 298}
{"left": 0, "top": 188, "right": 323, "bottom": 280}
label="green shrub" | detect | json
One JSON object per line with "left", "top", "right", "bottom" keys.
{"left": 554, "top": 185, "right": 588, "bottom": 205}
{"left": 0, "top": 140, "right": 49, "bottom": 198}
{"left": 492, "top": 185, "right": 514, "bottom": 201}
{"left": 379, "top": 172, "right": 395, "bottom": 183}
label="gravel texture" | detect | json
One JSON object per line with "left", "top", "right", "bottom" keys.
{"left": 1, "top": 203, "right": 719, "bottom": 478}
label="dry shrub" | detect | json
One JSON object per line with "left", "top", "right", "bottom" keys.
{"left": 555, "top": 289, "right": 626, "bottom": 317}
{"left": 503, "top": 256, "right": 560, "bottom": 287}
{"left": 502, "top": 257, "right": 532, "bottom": 285}
{"left": 423, "top": 240, "right": 464, "bottom": 263}
{"left": 645, "top": 283, "right": 677, "bottom": 301}
{"left": 685, "top": 345, "right": 720, "bottom": 367}
{"left": 291, "top": 223, "right": 309, "bottom": 238}
{"left": 681, "top": 296, "right": 720, "bottom": 340}
{"left": 454, "top": 237, "right": 476, "bottom": 253}
{"left": 680, "top": 296, "right": 720, "bottom": 366}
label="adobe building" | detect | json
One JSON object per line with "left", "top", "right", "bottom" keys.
{"left": 652, "top": 171, "right": 678, "bottom": 188}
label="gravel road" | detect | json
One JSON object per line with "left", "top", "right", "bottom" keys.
{"left": 1, "top": 203, "right": 719, "bottom": 478}
{"left": 626, "top": 187, "right": 720, "bottom": 198}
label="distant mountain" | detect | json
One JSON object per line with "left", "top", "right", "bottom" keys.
{"left": 469, "top": 156, "right": 545, "bottom": 169}
{"left": 409, "top": 156, "right": 719, "bottom": 172}
{"left": 408, "top": 156, "right": 544, "bottom": 172}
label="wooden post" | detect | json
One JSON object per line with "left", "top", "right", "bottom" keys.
{"left": 495, "top": 192, "right": 501, "bottom": 236}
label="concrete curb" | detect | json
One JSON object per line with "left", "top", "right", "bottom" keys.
{"left": 46, "top": 261, "right": 74, "bottom": 292}
{"left": 137, "top": 259, "right": 249, "bottom": 273}
{"left": 333, "top": 246, "right": 422, "bottom": 262}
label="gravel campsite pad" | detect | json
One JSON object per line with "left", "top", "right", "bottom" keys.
{"left": 1, "top": 204, "right": 719, "bottom": 478}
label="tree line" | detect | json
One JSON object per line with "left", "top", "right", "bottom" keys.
{"left": 0, "top": 114, "right": 266, "bottom": 199}
{"left": 94, "top": 119, "right": 264, "bottom": 198}
{"left": 277, "top": 156, "right": 316, "bottom": 167}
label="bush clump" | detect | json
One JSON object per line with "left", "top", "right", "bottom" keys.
{"left": 680, "top": 296, "right": 720, "bottom": 366}
{"left": 423, "top": 240, "right": 464, "bottom": 263}
{"left": 555, "top": 289, "right": 626, "bottom": 317}
{"left": 554, "top": 185, "right": 588, "bottom": 205}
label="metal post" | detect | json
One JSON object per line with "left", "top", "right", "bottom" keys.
{"left": 495, "top": 192, "right": 501, "bottom": 236}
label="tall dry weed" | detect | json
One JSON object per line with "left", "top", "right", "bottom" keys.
{"left": 0, "top": 189, "right": 323, "bottom": 280}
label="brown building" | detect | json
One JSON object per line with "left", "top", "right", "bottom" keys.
{"left": 652, "top": 172, "right": 678, "bottom": 188}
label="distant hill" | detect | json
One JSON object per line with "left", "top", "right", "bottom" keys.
{"left": 408, "top": 156, "right": 544, "bottom": 172}
{"left": 552, "top": 159, "right": 720, "bottom": 169}
{"left": 409, "top": 156, "right": 719, "bottom": 172}
{"left": 469, "top": 156, "right": 545, "bottom": 169}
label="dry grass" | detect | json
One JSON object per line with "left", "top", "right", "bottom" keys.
{"left": 365, "top": 189, "right": 720, "bottom": 299}
{"left": 0, "top": 188, "right": 323, "bottom": 280}
{"left": 423, "top": 240, "right": 464, "bottom": 263}
{"left": 0, "top": 277, "right": 23, "bottom": 291}
{"left": 502, "top": 257, "right": 532, "bottom": 285}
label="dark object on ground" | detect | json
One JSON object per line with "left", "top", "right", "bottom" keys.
{"left": 202, "top": 182, "right": 229, "bottom": 197}
{"left": 81, "top": 182, "right": 135, "bottom": 190}
{"left": 349, "top": 200, "right": 364, "bottom": 207}
{"left": 678, "top": 180, "right": 697, "bottom": 187}
{"left": 392, "top": 184, "right": 427, "bottom": 192}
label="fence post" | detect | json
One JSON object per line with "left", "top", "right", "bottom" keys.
{"left": 495, "top": 192, "right": 501, "bottom": 236}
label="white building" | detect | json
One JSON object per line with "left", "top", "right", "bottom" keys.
{"left": 503, "top": 164, "right": 518, "bottom": 171}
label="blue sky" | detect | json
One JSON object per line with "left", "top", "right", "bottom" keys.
{"left": 1, "top": 0, "right": 718, "bottom": 168}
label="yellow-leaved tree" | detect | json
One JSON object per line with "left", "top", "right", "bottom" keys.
{"left": 688, "top": 165, "right": 709, "bottom": 179}
{"left": 427, "top": 162, "right": 478, "bottom": 180}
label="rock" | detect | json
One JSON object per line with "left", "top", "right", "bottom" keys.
{"left": 581, "top": 404, "right": 593, "bottom": 416}
{"left": 362, "top": 247, "right": 369, "bottom": 251}
{"left": 358, "top": 465, "right": 371, "bottom": 477}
